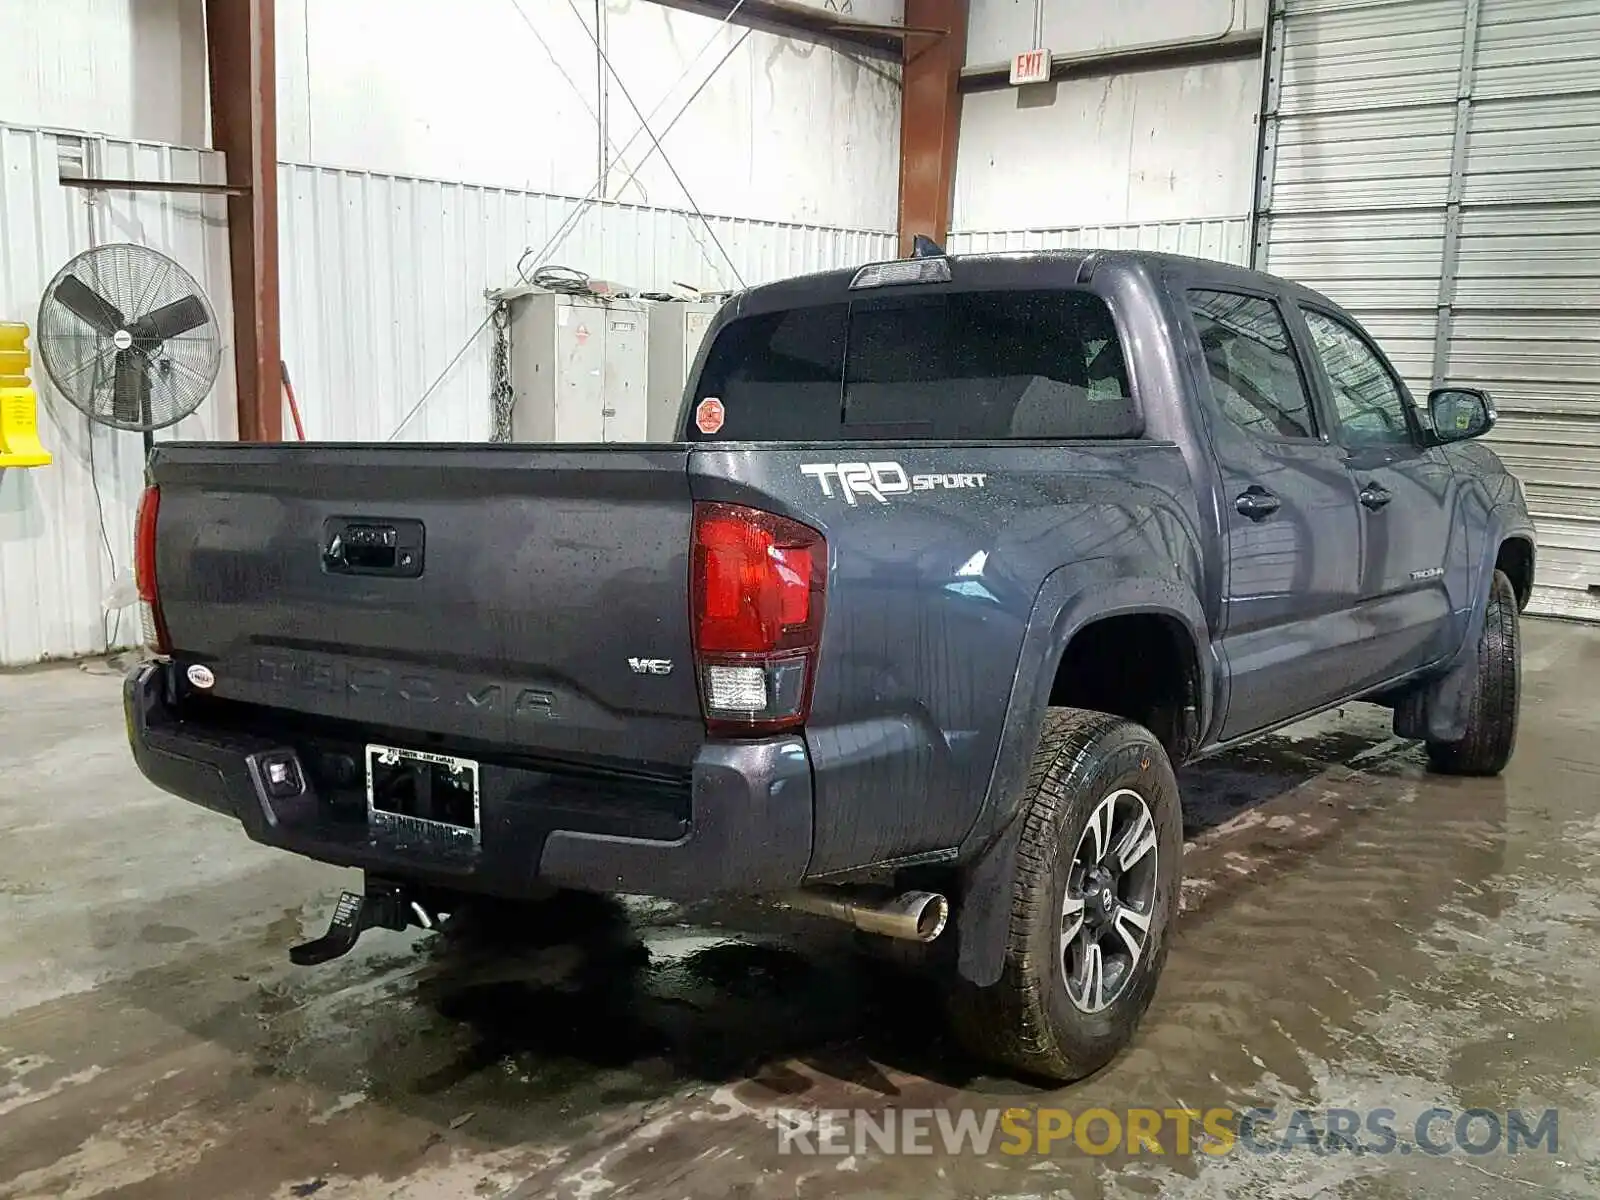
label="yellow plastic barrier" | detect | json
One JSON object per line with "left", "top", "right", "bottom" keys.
{"left": 0, "top": 322, "right": 52, "bottom": 468}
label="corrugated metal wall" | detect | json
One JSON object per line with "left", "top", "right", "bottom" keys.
{"left": 1452, "top": 0, "right": 1600, "bottom": 621}
{"left": 0, "top": 135, "right": 894, "bottom": 664}
{"left": 0, "top": 124, "right": 236, "bottom": 667}
{"left": 278, "top": 161, "right": 897, "bottom": 442}
{"left": 948, "top": 217, "right": 1251, "bottom": 264}
{"left": 1259, "top": 0, "right": 1600, "bottom": 621}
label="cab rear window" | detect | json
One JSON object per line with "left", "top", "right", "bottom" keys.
{"left": 685, "top": 289, "right": 1139, "bottom": 441}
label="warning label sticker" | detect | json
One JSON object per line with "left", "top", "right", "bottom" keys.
{"left": 695, "top": 397, "right": 725, "bottom": 434}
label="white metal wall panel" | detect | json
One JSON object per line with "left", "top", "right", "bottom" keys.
{"left": 1261, "top": 0, "right": 1465, "bottom": 398}
{"left": 952, "top": 59, "right": 1261, "bottom": 231}
{"left": 1269, "top": 106, "right": 1457, "bottom": 215}
{"left": 277, "top": 161, "right": 897, "bottom": 443}
{"left": 1276, "top": 0, "right": 1467, "bottom": 112}
{"left": 1453, "top": 0, "right": 1600, "bottom": 619}
{"left": 947, "top": 217, "right": 1251, "bottom": 265}
{"left": 0, "top": 124, "right": 236, "bottom": 666}
{"left": 1472, "top": 0, "right": 1600, "bottom": 99}
{"left": 1262, "top": 0, "right": 1600, "bottom": 620}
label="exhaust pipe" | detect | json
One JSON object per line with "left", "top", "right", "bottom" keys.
{"left": 783, "top": 887, "right": 949, "bottom": 943}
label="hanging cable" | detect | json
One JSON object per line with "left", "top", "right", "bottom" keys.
{"left": 556, "top": 0, "right": 748, "bottom": 290}
{"left": 501, "top": 0, "right": 638, "bottom": 198}
{"left": 530, "top": 29, "right": 752, "bottom": 286}
{"left": 388, "top": 2, "right": 751, "bottom": 441}
{"left": 506, "top": 0, "right": 752, "bottom": 284}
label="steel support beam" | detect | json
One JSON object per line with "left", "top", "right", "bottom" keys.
{"left": 644, "top": 0, "right": 908, "bottom": 58}
{"left": 898, "top": 0, "right": 967, "bottom": 256}
{"left": 962, "top": 29, "right": 1262, "bottom": 92}
{"left": 205, "top": 0, "right": 281, "bottom": 442}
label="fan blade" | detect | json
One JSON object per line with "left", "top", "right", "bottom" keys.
{"left": 55, "top": 274, "right": 127, "bottom": 337}
{"left": 129, "top": 294, "right": 209, "bottom": 345}
{"left": 111, "top": 349, "right": 149, "bottom": 426}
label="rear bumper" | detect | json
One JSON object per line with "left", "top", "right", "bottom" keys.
{"left": 124, "top": 662, "right": 813, "bottom": 900}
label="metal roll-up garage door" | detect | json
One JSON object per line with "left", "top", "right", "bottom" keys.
{"left": 1258, "top": 0, "right": 1600, "bottom": 620}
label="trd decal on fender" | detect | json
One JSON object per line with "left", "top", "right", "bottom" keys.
{"left": 800, "top": 461, "right": 989, "bottom": 505}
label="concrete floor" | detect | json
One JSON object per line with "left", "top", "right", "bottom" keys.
{"left": 2, "top": 621, "right": 1599, "bottom": 1199}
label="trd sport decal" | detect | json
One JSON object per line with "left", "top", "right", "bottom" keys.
{"left": 800, "top": 462, "right": 988, "bottom": 505}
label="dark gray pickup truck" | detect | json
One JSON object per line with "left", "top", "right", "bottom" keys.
{"left": 126, "top": 249, "right": 1535, "bottom": 1081}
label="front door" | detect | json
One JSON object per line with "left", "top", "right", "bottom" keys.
{"left": 1296, "top": 306, "right": 1458, "bottom": 685}
{"left": 1184, "top": 288, "right": 1366, "bottom": 741}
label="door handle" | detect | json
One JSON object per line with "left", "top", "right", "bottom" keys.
{"left": 321, "top": 518, "right": 425, "bottom": 577}
{"left": 1359, "top": 483, "right": 1393, "bottom": 511}
{"left": 1235, "top": 487, "right": 1281, "bottom": 521}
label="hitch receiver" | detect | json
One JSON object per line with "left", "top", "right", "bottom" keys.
{"left": 290, "top": 881, "right": 416, "bottom": 965}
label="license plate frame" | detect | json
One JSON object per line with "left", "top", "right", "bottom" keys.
{"left": 365, "top": 743, "right": 482, "bottom": 851}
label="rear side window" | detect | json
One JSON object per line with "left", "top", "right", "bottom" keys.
{"left": 1188, "top": 289, "right": 1318, "bottom": 441}
{"left": 687, "top": 289, "right": 1138, "bottom": 441}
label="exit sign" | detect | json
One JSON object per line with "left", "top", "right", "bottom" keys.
{"left": 1010, "top": 47, "right": 1052, "bottom": 86}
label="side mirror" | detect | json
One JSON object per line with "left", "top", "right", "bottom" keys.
{"left": 1428, "top": 387, "right": 1496, "bottom": 444}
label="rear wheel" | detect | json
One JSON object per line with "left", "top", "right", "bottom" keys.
{"left": 1426, "top": 569, "right": 1520, "bottom": 777}
{"left": 949, "top": 708, "right": 1182, "bottom": 1082}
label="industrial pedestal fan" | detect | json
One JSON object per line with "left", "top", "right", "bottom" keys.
{"left": 36, "top": 242, "right": 223, "bottom": 446}
{"left": 33, "top": 242, "right": 224, "bottom": 661}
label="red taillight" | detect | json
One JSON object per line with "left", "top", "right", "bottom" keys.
{"left": 134, "top": 485, "right": 171, "bottom": 656}
{"left": 691, "top": 502, "right": 826, "bottom": 735}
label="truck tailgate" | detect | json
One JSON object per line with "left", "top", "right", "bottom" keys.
{"left": 149, "top": 444, "right": 704, "bottom": 769}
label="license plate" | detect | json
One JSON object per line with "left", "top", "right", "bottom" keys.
{"left": 365, "top": 744, "right": 481, "bottom": 851}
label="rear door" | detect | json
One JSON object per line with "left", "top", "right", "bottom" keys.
{"left": 1183, "top": 287, "right": 1366, "bottom": 739}
{"left": 1295, "top": 305, "right": 1458, "bottom": 681}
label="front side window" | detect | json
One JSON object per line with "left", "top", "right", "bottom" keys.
{"left": 1188, "top": 290, "right": 1318, "bottom": 441}
{"left": 1301, "top": 308, "right": 1413, "bottom": 446}
{"left": 688, "top": 289, "right": 1138, "bottom": 441}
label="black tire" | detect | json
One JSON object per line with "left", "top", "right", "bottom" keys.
{"left": 949, "top": 708, "right": 1183, "bottom": 1083}
{"left": 1426, "top": 569, "right": 1520, "bottom": 777}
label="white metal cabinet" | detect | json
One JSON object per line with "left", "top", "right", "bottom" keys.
{"left": 495, "top": 288, "right": 649, "bottom": 443}
{"left": 645, "top": 300, "right": 720, "bottom": 441}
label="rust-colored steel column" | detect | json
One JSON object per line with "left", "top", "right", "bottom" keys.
{"left": 206, "top": 0, "right": 282, "bottom": 441}
{"left": 897, "top": 0, "right": 967, "bottom": 256}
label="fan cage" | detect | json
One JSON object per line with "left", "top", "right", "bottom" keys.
{"left": 36, "top": 243, "right": 222, "bottom": 432}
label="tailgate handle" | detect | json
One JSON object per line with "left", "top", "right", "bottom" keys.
{"left": 322, "top": 518, "right": 425, "bottom": 578}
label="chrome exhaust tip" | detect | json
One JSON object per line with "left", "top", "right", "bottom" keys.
{"left": 782, "top": 887, "right": 949, "bottom": 943}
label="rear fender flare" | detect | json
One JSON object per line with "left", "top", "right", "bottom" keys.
{"left": 954, "top": 562, "right": 1209, "bottom": 987}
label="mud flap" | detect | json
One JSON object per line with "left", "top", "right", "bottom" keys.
{"left": 954, "top": 814, "right": 1028, "bottom": 987}
{"left": 1393, "top": 581, "right": 1491, "bottom": 746}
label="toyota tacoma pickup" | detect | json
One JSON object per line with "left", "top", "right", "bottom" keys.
{"left": 125, "top": 249, "right": 1534, "bottom": 1082}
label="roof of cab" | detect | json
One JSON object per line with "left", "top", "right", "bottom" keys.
{"left": 723, "top": 246, "right": 1330, "bottom": 322}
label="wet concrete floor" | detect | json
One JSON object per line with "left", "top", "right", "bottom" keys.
{"left": 2, "top": 620, "right": 1599, "bottom": 1198}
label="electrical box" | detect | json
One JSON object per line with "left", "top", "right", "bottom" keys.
{"left": 645, "top": 300, "right": 721, "bottom": 441}
{"left": 493, "top": 288, "right": 649, "bottom": 443}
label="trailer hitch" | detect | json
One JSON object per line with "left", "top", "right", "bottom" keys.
{"left": 289, "top": 879, "right": 442, "bottom": 965}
